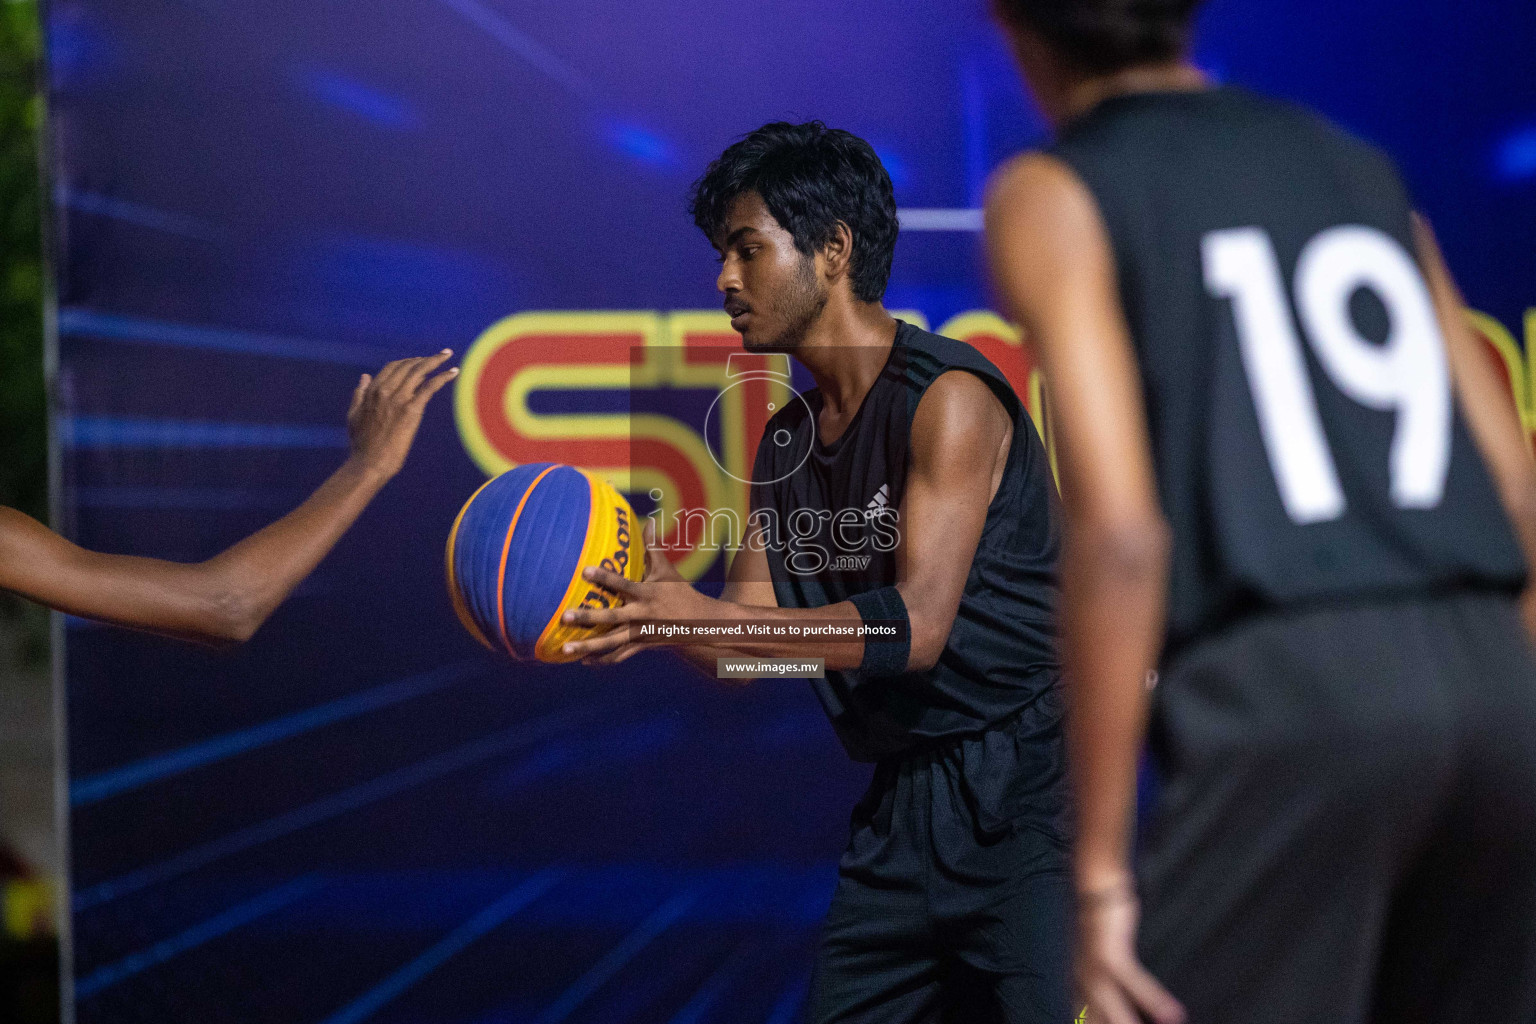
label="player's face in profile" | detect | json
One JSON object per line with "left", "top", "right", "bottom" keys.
{"left": 713, "top": 192, "right": 827, "bottom": 352}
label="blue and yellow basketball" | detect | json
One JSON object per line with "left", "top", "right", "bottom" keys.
{"left": 445, "top": 463, "right": 645, "bottom": 662}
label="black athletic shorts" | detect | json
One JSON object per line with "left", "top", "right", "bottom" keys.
{"left": 1139, "top": 589, "right": 1536, "bottom": 1023}
{"left": 808, "top": 690, "right": 1073, "bottom": 1024}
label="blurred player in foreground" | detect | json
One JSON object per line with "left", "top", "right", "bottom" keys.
{"left": 984, "top": 1, "right": 1536, "bottom": 1021}
{"left": 0, "top": 352, "right": 456, "bottom": 645}
{"left": 564, "top": 122, "right": 1071, "bottom": 1022}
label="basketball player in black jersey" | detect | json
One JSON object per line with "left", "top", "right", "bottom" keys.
{"left": 984, "top": 2, "right": 1536, "bottom": 1022}
{"left": 562, "top": 122, "right": 1070, "bottom": 1022}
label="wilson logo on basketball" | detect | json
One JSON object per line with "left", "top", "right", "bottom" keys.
{"left": 577, "top": 505, "right": 634, "bottom": 614}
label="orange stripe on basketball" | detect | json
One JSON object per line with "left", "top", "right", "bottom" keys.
{"left": 446, "top": 475, "right": 499, "bottom": 652}
{"left": 494, "top": 465, "right": 560, "bottom": 657}
{"left": 534, "top": 469, "right": 605, "bottom": 660}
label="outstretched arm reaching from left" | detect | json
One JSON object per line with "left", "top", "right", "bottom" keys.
{"left": 0, "top": 352, "right": 458, "bottom": 646}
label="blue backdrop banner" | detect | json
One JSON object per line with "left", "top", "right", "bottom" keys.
{"left": 45, "top": 0, "right": 1536, "bottom": 1020}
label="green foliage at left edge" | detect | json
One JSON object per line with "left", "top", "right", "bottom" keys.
{"left": 1, "top": 0, "right": 46, "bottom": 525}
{"left": 0, "top": 0, "right": 52, "bottom": 660}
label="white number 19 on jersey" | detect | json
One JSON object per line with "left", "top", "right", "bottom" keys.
{"left": 1202, "top": 224, "right": 1452, "bottom": 525}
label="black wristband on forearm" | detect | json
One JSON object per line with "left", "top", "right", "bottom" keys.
{"left": 847, "top": 586, "right": 911, "bottom": 677}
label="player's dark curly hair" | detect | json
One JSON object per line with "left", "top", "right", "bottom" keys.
{"left": 994, "top": 0, "right": 1206, "bottom": 72}
{"left": 689, "top": 121, "right": 899, "bottom": 303}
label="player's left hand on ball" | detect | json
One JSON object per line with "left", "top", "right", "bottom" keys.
{"left": 1075, "top": 884, "right": 1185, "bottom": 1024}
{"left": 347, "top": 350, "right": 459, "bottom": 479}
{"left": 559, "top": 519, "right": 703, "bottom": 664}
{"left": 637, "top": 517, "right": 685, "bottom": 587}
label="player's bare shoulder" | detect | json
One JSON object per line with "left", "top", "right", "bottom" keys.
{"left": 984, "top": 151, "right": 1096, "bottom": 239}
{"left": 911, "top": 370, "right": 1012, "bottom": 484}
{"left": 983, "top": 151, "right": 1114, "bottom": 335}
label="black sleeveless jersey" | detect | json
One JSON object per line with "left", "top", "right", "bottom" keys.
{"left": 750, "top": 321, "right": 1061, "bottom": 762}
{"left": 1049, "top": 87, "right": 1526, "bottom": 654}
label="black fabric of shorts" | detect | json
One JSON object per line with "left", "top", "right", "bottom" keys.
{"left": 808, "top": 690, "right": 1073, "bottom": 1024}
{"left": 1139, "top": 589, "right": 1536, "bottom": 1023}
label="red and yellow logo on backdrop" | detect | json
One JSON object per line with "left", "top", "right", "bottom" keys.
{"left": 453, "top": 309, "right": 1050, "bottom": 580}
{"left": 456, "top": 306, "right": 1533, "bottom": 580}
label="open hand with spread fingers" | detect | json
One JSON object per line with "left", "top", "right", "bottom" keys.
{"left": 0, "top": 350, "right": 460, "bottom": 645}
{"left": 347, "top": 350, "right": 460, "bottom": 480}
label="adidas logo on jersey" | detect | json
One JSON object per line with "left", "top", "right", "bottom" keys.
{"left": 865, "top": 484, "right": 892, "bottom": 520}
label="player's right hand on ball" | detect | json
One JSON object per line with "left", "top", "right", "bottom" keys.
{"left": 347, "top": 351, "right": 459, "bottom": 479}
